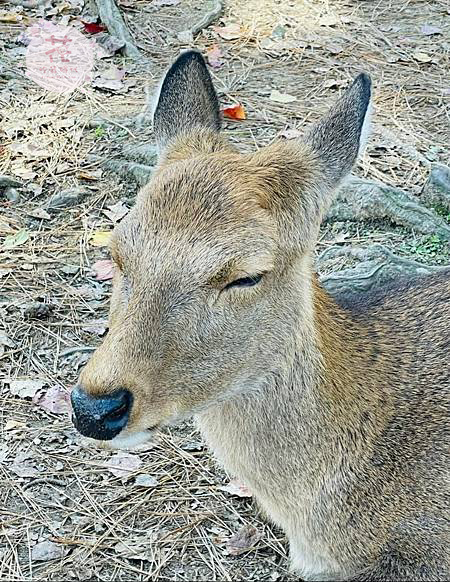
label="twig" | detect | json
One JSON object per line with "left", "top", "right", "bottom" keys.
{"left": 22, "top": 478, "right": 66, "bottom": 491}
{"left": 59, "top": 346, "right": 95, "bottom": 357}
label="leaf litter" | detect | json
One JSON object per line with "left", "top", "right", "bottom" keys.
{"left": 1, "top": 0, "right": 449, "bottom": 580}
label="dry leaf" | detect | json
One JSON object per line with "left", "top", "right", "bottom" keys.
{"left": 92, "top": 67, "right": 126, "bottom": 92}
{"left": 206, "top": 44, "right": 224, "bottom": 69}
{"left": 95, "top": 33, "right": 125, "bottom": 58}
{"left": 82, "top": 319, "right": 108, "bottom": 336}
{"left": 90, "top": 230, "right": 112, "bottom": 247}
{"left": 214, "top": 23, "right": 242, "bottom": 40}
{"left": 269, "top": 89, "right": 297, "bottom": 103}
{"left": 92, "top": 259, "right": 115, "bottom": 281}
{"left": 106, "top": 452, "right": 142, "bottom": 479}
{"left": 280, "top": 128, "right": 302, "bottom": 140}
{"left": 0, "top": 332, "right": 15, "bottom": 358}
{"left": 103, "top": 201, "right": 129, "bottom": 222}
{"left": 32, "top": 541, "right": 67, "bottom": 562}
{"left": 413, "top": 51, "right": 432, "bottom": 63}
{"left": 4, "top": 420, "right": 26, "bottom": 431}
{"left": 319, "top": 14, "right": 339, "bottom": 27}
{"left": 223, "top": 104, "right": 246, "bottom": 120}
{"left": 9, "top": 378, "right": 45, "bottom": 399}
{"left": 27, "top": 208, "right": 51, "bottom": 220}
{"left": 225, "top": 525, "right": 262, "bottom": 556}
{"left": 77, "top": 168, "right": 103, "bottom": 181}
{"left": 10, "top": 163, "right": 36, "bottom": 180}
{"left": 0, "top": 11, "right": 22, "bottom": 23}
{"left": 2, "top": 229, "right": 29, "bottom": 249}
{"left": 9, "top": 141, "right": 51, "bottom": 161}
{"left": 82, "top": 21, "right": 106, "bottom": 34}
{"left": 153, "top": 0, "right": 181, "bottom": 5}
{"left": 135, "top": 474, "right": 159, "bottom": 487}
{"left": 33, "top": 385, "right": 71, "bottom": 415}
{"left": 10, "top": 452, "right": 40, "bottom": 477}
{"left": 420, "top": 24, "right": 442, "bottom": 36}
{"left": 219, "top": 479, "right": 252, "bottom": 497}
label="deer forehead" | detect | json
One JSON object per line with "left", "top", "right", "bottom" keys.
{"left": 111, "top": 157, "right": 278, "bottom": 282}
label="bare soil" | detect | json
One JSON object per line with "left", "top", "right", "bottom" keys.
{"left": 1, "top": 0, "right": 449, "bottom": 580}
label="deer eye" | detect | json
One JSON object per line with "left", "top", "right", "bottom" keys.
{"left": 223, "top": 274, "right": 263, "bottom": 290}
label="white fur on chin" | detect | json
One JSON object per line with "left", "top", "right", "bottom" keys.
{"left": 103, "top": 430, "right": 154, "bottom": 450}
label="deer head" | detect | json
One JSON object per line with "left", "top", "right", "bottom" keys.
{"left": 71, "top": 51, "right": 371, "bottom": 448}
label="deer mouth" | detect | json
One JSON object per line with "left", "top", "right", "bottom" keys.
{"left": 105, "top": 425, "right": 160, "bottom": 450}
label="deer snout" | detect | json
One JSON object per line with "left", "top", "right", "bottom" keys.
{"left": 71, "top": 386, "right": 133, "bottom": 440}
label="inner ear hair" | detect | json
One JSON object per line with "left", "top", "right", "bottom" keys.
{"left": 152, "top": 50, "right": 221, "bottom": 152}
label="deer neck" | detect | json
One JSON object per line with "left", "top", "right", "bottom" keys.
{"left": 195, "top": 269, "right": 389, "bottom": 497}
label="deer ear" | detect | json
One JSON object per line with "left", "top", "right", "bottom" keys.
{"left": 153, "top": 50, "right": 221, "bottom": 151}
{"left": 306, "top": 73, "right": 372, "bottom": 183}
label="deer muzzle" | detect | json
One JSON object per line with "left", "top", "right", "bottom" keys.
{"left": 71, "top": 386, "right": 133, "bottom": 440}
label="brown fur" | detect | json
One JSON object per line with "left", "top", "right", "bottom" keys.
{"left": 75, "top": 52, "right": 449, "bottom": 580}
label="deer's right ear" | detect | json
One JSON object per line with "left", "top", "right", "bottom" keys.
{"left": 153, "top": 51, "right": 221, "bottom": 152}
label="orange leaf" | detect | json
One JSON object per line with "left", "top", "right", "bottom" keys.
{"left": 223, "top": 104, "right": 246, "bottom": 120}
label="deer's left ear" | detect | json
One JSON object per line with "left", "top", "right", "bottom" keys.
{"left": 306, "top": 73, "right": 372, "bottom": 184}
{"left": 152, "top": 50, "right": 221, "bottom": 152}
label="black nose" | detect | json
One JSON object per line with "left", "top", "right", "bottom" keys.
{"left": 71, "top": 386, "right": 132, "bottom": 440}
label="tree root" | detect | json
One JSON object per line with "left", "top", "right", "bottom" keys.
{"left": 177, "top": 0, "right": 224, "bottom": 43}
{"left": 102, "top": 159, "right": 154, "bottom": 186}
{"left": 94, "top": 0, "right": 141, "bottom": 59}
{"left": 87, "top": 144, "right": 157, "bottom": 186}
{"left": 318, "top": 243, "right": 446, "bottom": 295}
{"left": 421, "top": 163, "right": 450, "bottom": 213}
{"left": 328, "top": 176, "right": 450, "bottom": 241}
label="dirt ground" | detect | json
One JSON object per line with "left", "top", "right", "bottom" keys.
{"left": 1, "top": 0, "right": 449, "bottom": 580}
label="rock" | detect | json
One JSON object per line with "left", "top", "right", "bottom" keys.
{"left": 46, "top": 188, "right": 87, "bottom": 211}
{"left": 0, "top": 175, "right": 22, "bottom": 190}
{"left": 134, "top": 474, "right": 158, "bottom": 488}
{"left": 4, "top": 187, "right": 20, "bottom": 202}
{"left": 177, "top": 30, "right": 194, "bottom": 43}
{"left": 31, "top": 540, "right": 66, "bottom": 562}
{"left": 421, "top": 163, "right": 450, "bottom": 213}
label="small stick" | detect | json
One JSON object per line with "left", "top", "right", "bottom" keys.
{"left": 22, "top": 478, "right": 66, "bottom": 491}
{"left": 59, "top": 346, "right": 95, "bottom": 357}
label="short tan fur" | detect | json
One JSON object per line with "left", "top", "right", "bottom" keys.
{"left": 73, "top": 51, "right": 449, "bottom": 581}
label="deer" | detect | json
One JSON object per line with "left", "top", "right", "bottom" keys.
{"left": 71, "top": 51, "right": 450, "bottom": 581}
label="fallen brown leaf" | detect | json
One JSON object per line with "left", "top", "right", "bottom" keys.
{"left": 219, "top": 479, "right": 252, "bottom": 497}
{"left": 106, "top": 451, "right": 142, "bottom": 479}
{"left": 9, "top": 378, "right": 46, "bottom": 399}
{"left": 33, "top": 385, "right": 71, "bottom": 415}
{"left": 214, "top": 23, "right": 242, "bottom": 40}
{"left": 223, "top": 104, "right": 246, "bottom": 120}
{"left": 225, "top": 525, "right": 262, "bottom": 556}
{"left": 206, "top": 44, "right": 224, "bottom": 69}
{"left": 92, "top": 259, "right": 115, "bottom": 281}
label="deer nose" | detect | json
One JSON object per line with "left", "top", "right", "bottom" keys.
{"left": 71, "top": 386, "right": 132, "bottom": 440}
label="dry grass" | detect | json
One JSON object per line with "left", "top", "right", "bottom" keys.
{"left": 1, "top": 0, "right": 449, "bottom": 580}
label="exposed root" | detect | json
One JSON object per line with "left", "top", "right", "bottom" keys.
{"left": 328, "top": 176, "right": 450, "bottom": 241}
{"left": 177, "top": 0, "right": 224, "bottom": 43}
{"left": 318, "top": 244, "right": 446, "bottom": 295}
{"left": 421, "top": 163, "right": 450, "bottom": 213}
{"left": 102, "top": 159, "right": 154, "bottom": 186}
{"left": 94, "top": 0, "right": 141, "bottom": 59}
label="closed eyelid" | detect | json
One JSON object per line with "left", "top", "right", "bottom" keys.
{"left": 208, "top": 257, "right": 273, "bottom": 288}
